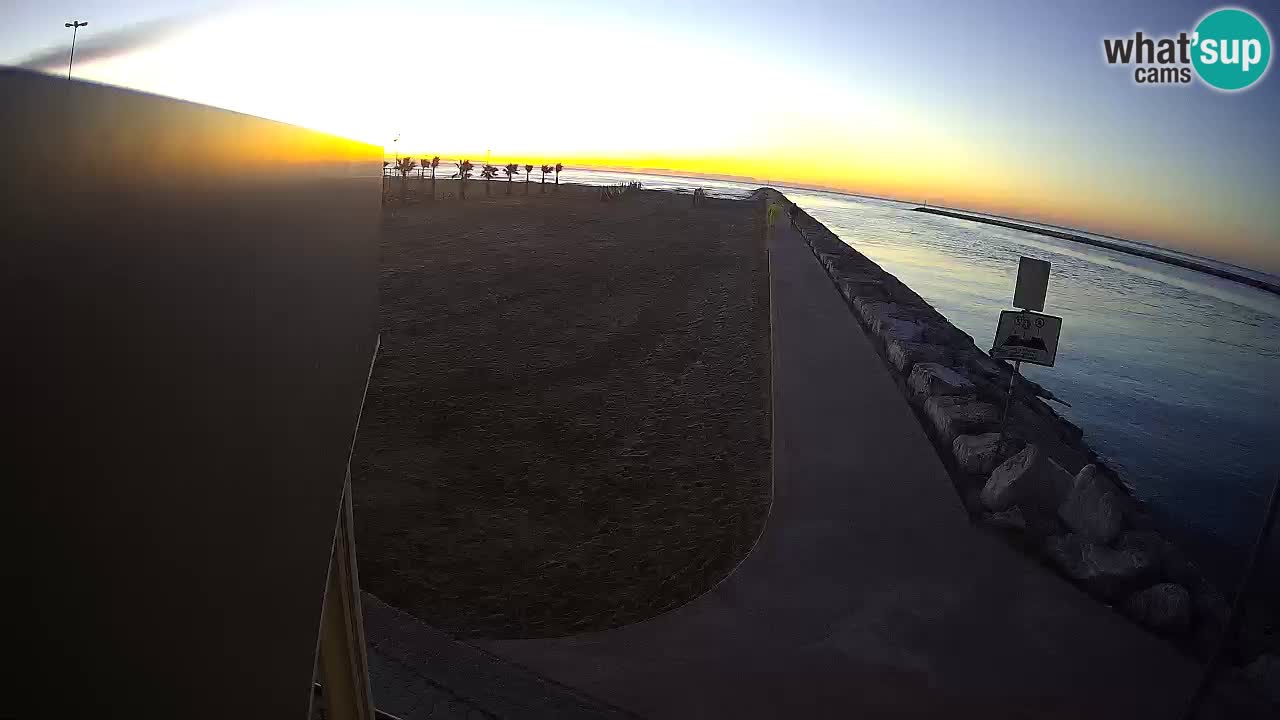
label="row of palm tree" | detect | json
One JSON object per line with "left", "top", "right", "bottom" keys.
{"left": 387, "top": 157, "right": 564, "bottom": 202}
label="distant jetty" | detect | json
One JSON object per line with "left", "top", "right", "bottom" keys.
{"left": 911, "top": 206, "right": 1280, "bottom": 296}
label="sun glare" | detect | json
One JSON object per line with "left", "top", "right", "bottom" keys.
{"left": 32, "top": 2, "right": 1278, "bottom": 273}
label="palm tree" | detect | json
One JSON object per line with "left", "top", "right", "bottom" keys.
{"left": 395, "top": 157, "right": 417, "bottom": 202}
{"left": 503, "top": 163, "right": 519, "bottom": 195}
{"left": 554, "top": 162, "right": 563, "bottom": 190}
{"left": 456, "top": 159, "right": 474, "bottom": 200}
{"left": 429, "top": 156, "right": 440, "bottom": 200}
{"left": 480, "top": 164, "right": 498, "bottom": 197}
{"left": 523, "top": 164, "right": 533, "bottom": 195}
{"left": 540, "top": 164, "right": 552, "bottom": 193}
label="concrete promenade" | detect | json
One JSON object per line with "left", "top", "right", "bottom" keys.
{"left": 481, "top": 213, "right": 1197, "bottom": 718}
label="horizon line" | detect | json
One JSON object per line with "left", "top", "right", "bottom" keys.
{"left": 560, "top": 162, "right": 1279, "bottom": 281}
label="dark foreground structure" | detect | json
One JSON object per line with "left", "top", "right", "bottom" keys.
{"left": 4, "top": 70, "right": 382, "bottom": 718}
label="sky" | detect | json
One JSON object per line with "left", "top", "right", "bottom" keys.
{"left": 4, "top": 0, "right": 1279, "bottom": 274}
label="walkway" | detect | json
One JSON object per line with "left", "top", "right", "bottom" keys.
{"left": 362, "top": 593, "right": 636, "bottom": 719}
{"left": 479, "top": 210, "right": 1198, "bottom": 718}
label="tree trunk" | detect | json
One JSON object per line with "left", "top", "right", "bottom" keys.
{"left": 540, "top": 174, "right": 545, "bottom": 193}
{"left": 460, "top": 176, "right": 466, "bottom": 200}
{"left": 431, "top": 170, "right": 436, "bottom": 201}
{"left": 524, "top": 174, "right": 530, "bottom": 195}
{"left": 506, "top": 177, "right": 512, "bottom": 195}
{"left": 485, "top": 178, "right": 491, "bottom": 197}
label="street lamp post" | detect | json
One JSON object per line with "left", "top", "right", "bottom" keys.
{"left": 65, "top": 20, "right": 88, "bottom": 80}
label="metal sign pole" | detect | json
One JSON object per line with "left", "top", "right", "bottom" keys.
{"left": 993, "top": 257, "right": 1055, "bottom": 451}
{"left": 996, "top": 360, "right": 1020, "bottom": 450}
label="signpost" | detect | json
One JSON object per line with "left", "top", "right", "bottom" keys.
{"left": 991, "top": 310, "right": 1062, "bottom": 367}
{"left": 1012, "top": 256, "right": 1050, "bottom": 312}
{"left": 993, "top": 256, "right": 1063, "bottom": 446}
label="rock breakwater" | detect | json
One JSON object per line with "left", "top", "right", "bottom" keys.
{"left": 762, "top": 189, "right": 1238, "bottom": 661}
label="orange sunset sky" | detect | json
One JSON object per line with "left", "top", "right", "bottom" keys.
{"left": 6, "top": 0, "right": 1278, "bottom": 273}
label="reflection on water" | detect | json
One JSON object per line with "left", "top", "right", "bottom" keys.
{"left": 565, "top": 168, "right": 1280, "bottom": 588}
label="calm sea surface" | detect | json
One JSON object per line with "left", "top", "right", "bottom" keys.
{"left": 563, "top": 168, "right": 1280, "bottom": 590}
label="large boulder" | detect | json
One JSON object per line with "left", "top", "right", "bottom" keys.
{"left": 829, "top": 257, "right": 876, "bottom": 278}
{"left": 885, "top": 339, "right": 952, "bottom": 374}
{"left": 980, "top": 444, "right": 1072, "bottom": 513}
{"left": 817, "top": 250, "right": 854, "bottom": 270}
{"left": 982, "top": 506, "right": 1027, "bottom": 532}
{"left": 1244, "top": 654, "right": 1280, "bottom": 707}
{"left": 1058, "top": 464, "right": 1127, "bottom": 545}
{"left": 1042, "top": 458, "right": 1076, "bottom": 508}
{"left": 852, "top": 300, "right": 934, "bottom": 343}
{"left": 924, "top": 395, "right": 1000, "bottom": 446}
{"left": 833, "top": 269, "right": 880, "bottom": 284}
{"left": 1044, "top": 533, "right": 1159, "bottom": 600}
{"left": 821, "top": 240, "right": 855, "bottom": 257}
{"left": 1116, "top": 530, "right": 1164, "bottom": 567}
{"left": 836, "top": 276, "right": 888, "bottom": 304}
{"left": 908, "top": 362, "right": 975, "bottom": 398}
{"left": 952, "top": 432, "right": 1008, "bottom": 475}
{"left": 965, "top": 352, "right": 1009, "bottom": 382}
{"left": 852, "top": 297, "right": 889, "bottom": 328}
{"left": 1006, "top": 400, "right": 1089, "bottom": 453}
{"left": 1187, "top": 574, "right": 1230, "bottom": 629}
{"left": 1158, "top": 538, "right": 1200, "bottom": 587}
{"left": 962, "top": 354, "right": 1075, "bottom": 412}
{"left": 1123, "top": 583, "right": 1192, "bottom": 634}
{"left": 860, "top": 304, "right": 929, "bottom": 344}
{"left": 881, "top": 276, "right": 932, "bottom": 309}
{"left": 1021, "top": 507, "right": 1067, "bottom": 538}
{"left": 919, "top": 319, "right": 968, "bottom": 346}
{"left": 824, "top": 256, "right": 860, "bottom": 276}
{"left": 877, "top": 316, "right": 929, "bottom": 345}
{"left": 1082, "top": 539, "right": 1160, "bottom": 598}
{"left": 982, "top": 444, "right": 1040, "bottom": 511}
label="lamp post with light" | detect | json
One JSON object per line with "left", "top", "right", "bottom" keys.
{"left": 65, "top": 20, "right": 88, "bottom": 80}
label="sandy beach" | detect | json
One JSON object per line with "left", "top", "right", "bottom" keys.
{"left": 350, "top": 184, "right": 771, "bottom": 638}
